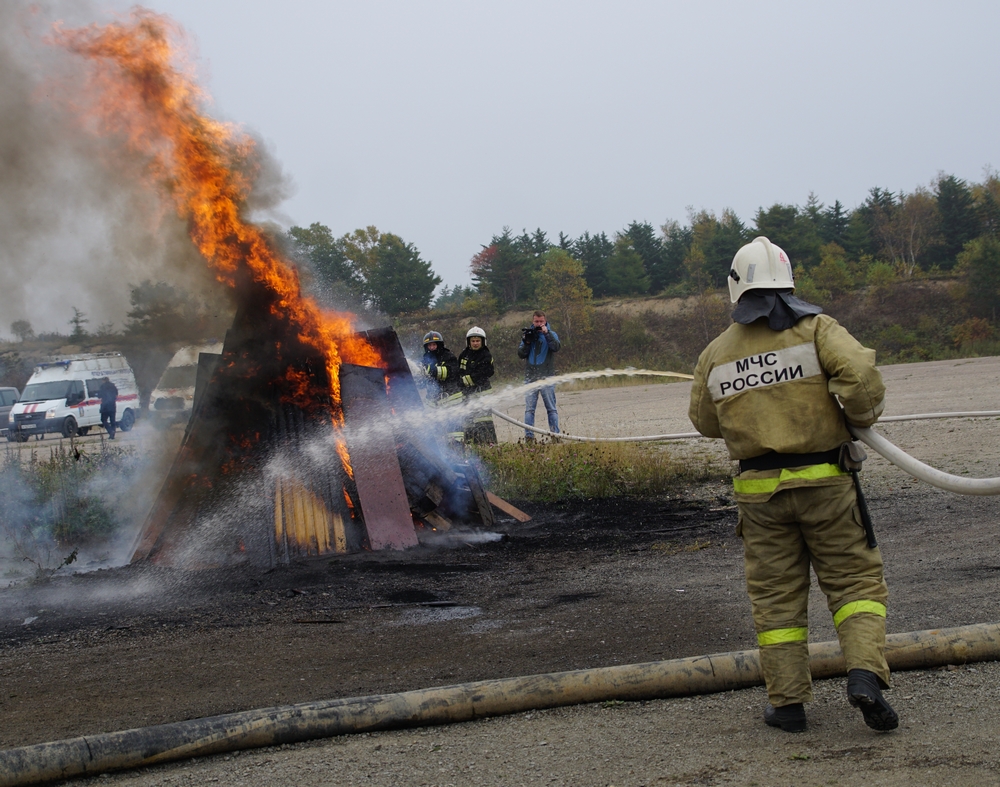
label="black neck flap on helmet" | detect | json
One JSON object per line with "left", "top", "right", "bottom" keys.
{"left": 733, "top": 290, "right": 823, "bottom": 331}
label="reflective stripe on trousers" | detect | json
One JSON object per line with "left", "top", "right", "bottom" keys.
{"left": 757, "top": 627, "right": 808, "bottom": 647}
{"left": 833, "top": 599, "right": 886, "bottom": 628}
{"left": 739, "top": 481, "right": 890, "bottom": 705}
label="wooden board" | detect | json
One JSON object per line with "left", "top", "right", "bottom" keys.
{"left": 340, "top": 364, "right": 419, "bottom": 550}
{"left": 486, "top": 492, "right": 532, "bottom": 522}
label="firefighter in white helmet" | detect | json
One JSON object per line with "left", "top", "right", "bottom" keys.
{"left": 689, "top": 236, "right": 897, "bottom": 734}
{"left": 458, "top": 326, "right": 497, "bottom": 443}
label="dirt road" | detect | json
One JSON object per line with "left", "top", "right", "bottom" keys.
{"left": 1, "top": 356, "right": 999, "bottom": 786}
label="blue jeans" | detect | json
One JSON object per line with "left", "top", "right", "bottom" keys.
{"left": 524, "top": 384, "right": 558, "bottom": 438}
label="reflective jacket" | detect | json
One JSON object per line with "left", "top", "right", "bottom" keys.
{"left": 689, "top": 314, "right": 885, "bottom": 501}
{"left": 422, "top": 345, "right": 460, "bottom": 397}
{"left": 458, "top": 345, "right": 494, "bottom": 395}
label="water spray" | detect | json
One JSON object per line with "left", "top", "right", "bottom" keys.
{"left": 470, "top": 367, "right": 1000, "bottom": 496}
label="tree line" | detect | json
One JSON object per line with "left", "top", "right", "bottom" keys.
{"left": 277, "top": 169, "right": 1000, "bottom": 326}
{"left": 465, "top": 171, "right": 1000, "bottom": 323}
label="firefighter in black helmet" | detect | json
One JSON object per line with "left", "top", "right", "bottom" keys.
{"left": 421, "top": 331, "right": 460, "bottom": 400}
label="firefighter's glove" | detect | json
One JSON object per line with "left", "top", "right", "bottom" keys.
{"left": 423, "top": 363, "right": 435, "bottom": 379}
{"left": 462, "top": 375, "right": 474, "bottom": 387}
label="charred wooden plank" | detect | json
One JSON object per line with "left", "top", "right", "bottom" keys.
{"left": 340, "top": 364, "right": 418, "bottom": 550}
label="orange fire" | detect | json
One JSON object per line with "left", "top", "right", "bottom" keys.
{"left": 52, "top": 9, "right": 382, "bottom": 409}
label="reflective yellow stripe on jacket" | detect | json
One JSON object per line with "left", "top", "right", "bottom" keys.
{"left": 733, "top": 463, "right": 846, "bottom": 495}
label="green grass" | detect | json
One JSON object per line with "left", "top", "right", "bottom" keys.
{"left": 471, "top": 440, "right": 728, "bottom": 501}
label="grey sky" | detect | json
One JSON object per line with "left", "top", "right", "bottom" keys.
{"left": 4, "top": 1, "right": 999, "bottom": 333}
{"left": 133, "top": 0, "right": 1000, "bottom": 290}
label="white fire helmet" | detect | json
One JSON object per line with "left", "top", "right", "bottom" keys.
{"left": 466, "top": 326, "right": 486, "bottom": 345}
{"left": 727, "top": 236, "right": 795, "bottom": 303}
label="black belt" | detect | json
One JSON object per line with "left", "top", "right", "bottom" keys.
{"left": 739, "top": 448, "right": 840, "bottom": 474}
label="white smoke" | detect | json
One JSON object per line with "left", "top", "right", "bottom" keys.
{"left": 0, "top": 2, "right": 256, "bottom": 337}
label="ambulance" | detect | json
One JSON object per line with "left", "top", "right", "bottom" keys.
{"left": 149, "top": 343, "right": 223, "bottom": 426}
{"left": 7, "top": 353, "right": 139, "bottom": 441}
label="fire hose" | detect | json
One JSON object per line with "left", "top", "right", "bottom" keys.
{"left": 1, "top": 623, "right": 998, "bottom": 786}
{"left": 482, "top": 368, "right": 1000, "bottom": 496}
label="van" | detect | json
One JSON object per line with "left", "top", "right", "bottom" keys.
{"left": 149, "top": 343, "right": 223, "bottom": 426}
{"left": 0, "top": 387, "right": 20, "bottom": 439}
{"left": 8, "top": 353, "right": 139, "bottom": 441}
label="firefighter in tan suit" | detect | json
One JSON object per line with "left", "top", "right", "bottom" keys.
{"left": 689, "top": 236, "right": 898, "bottom": 733}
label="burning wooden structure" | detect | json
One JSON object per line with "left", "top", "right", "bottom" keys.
{"left": 57, "top": 11, "right": 499, "bottom": 570}
{"left": 131, "top": 302, "right": 493, "bottom": 568}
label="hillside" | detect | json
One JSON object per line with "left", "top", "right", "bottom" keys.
{"left": 2, "top": 277, "right": 996, "bottom": 402}
{"left": 399, "top": 277, "right": 998, "bottom": 385}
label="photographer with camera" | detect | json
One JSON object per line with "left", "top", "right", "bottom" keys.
{"left": 517, "top": 310, "right": 561, "bottom": 441}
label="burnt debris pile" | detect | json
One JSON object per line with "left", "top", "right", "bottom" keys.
{"left": 131, "top": 300, "right": 493, "bottom": 569}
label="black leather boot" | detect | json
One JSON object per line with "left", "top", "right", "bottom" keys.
{"left": 763, "top": 702, "right": 807, "bottom": 732}
{"left": 847, "top": 669, "right": 899, "bottom": 731}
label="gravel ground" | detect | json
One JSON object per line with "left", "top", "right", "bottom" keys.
{"left": 1, "top": 356, "right": 999, "bottom": 786}
{"left": 94, "top": 662, "right": 1000, "bottom": 787}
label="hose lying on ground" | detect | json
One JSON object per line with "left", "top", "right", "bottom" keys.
{"left": 1, "top": 622, "right": 998, "bottom": 787}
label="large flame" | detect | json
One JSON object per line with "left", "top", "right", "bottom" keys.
{"left": 51, "top": 9, "right": 381, "bottom": 409}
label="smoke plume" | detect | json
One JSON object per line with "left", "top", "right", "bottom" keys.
{"left": 0, "top": 2, "right": 293, "bottom": 337}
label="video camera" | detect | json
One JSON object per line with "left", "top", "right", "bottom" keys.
{"left": 521, "top": 326, "right": 539, "bottom": 342}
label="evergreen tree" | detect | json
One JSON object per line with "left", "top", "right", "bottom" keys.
{"left": 842, "top": 209, "right": 875, "bottom": 260}
{"left": 976, "top": 177, "right": 1000, "bottom": 238}
{"left": 753, "top": 203, "right": 820, "bottom": 268}
{"left": 470, "top": 227, "right": 535, "bottom": 306}
{"left": 433, "top": 285, "right": 478, "bottom": 310}
{"left": 690, "top": 209, "right": 749, "bottom": 286}
{"left": 660, "top": 220, "right": 693, "bottom": 287}
{"left": 856, "top": 188, "right": 900, "bottom": 265}
{"left": 804, "top": 192, "right": 824, "bottom": 229}
{"left": 367, "top": 234, "right": 441, "bottom": 315}
{"left": 605, "top": 236, "right": 650, "bottom": 295}
{"left": 571, "top": 231, "right": 615, "bottom": 297}
{"left": 933, "top": 175, "right": 979, "bottom": 269}
{"left": 957, "top": 235, "right": 1000, "bottom": 321}
{"left": 624, "top": 221, "right": 668, "bottom": 291}
{"left": 519, "top": 228, "right": 551, "bottom": 257}
{"left": 821, "top": 200, "right": 850, "bottom": 247}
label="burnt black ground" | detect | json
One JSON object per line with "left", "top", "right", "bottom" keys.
{"left": 0, "top": 491, "right": 748, "bottom": 748}
{"left": 2, "top": 478, "right": 999, "bottom": 756}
